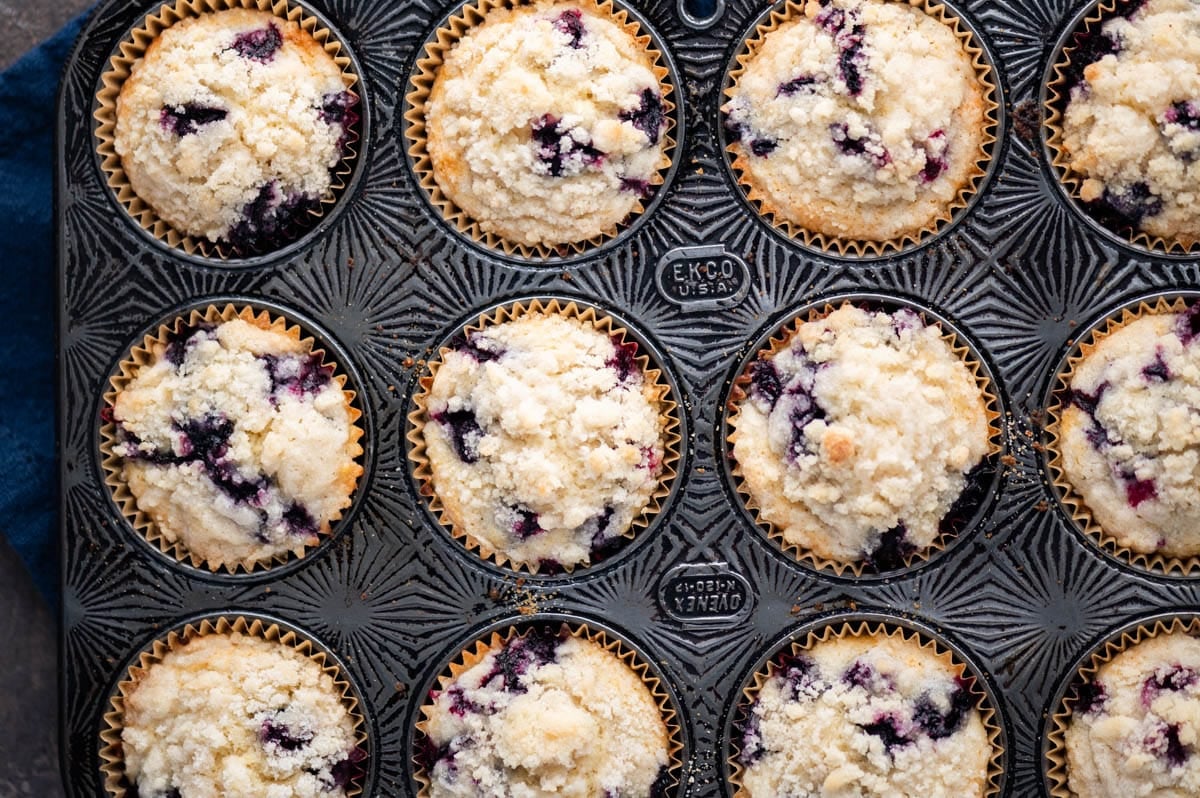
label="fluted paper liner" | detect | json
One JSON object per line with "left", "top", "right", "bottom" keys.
{"left": 100, "top": 303, "right": 364, "bottom": 573}
{"left": 407, "top": 298, "right": 680, "bottom": 575}
{"left": 403, "top": 0, "right": 677, "bottom": 259}
{"left": 94, "top": 0, "right": 361, "bottom": 259}
{"left": 413, "top": 621, "right": 683, "bottom": 797}
{"left": 99, "top": 615, "right": 368, "bottom": 798}
{"left": 722, "top": 0, "right": 998, "bottom": 258}
{"left": 726, "top": 300, "right": 1002, "bottom": 576}
{"left": 1044, "top": 0, "right": 1200, "bottom": 255}
{"left": 1044, "top": 295, "right": 1200, "bottom": 576}
{"left": 1044, "top": 615, "right": 1200, "bottom": 798}
{"left": 728, "top": 619, "right": 1005, "bottom": 798}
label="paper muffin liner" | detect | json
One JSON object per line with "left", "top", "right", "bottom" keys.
{"left": 722, "top": 0, "right": 998, "bottom": 258}
{"left": 728, "top": 618, "right": 1006, "bottom": 798}
{"left": 407, "top": 298, "right": 681, "bottom": 575}
{"left": 93, "top": 0, "right": 361, "bottom": 260}
{"left": 99, "top": 615, "right": 369, "bottom": 798}
{"left": 1043, "top": 613, "right": 1200, "bottom": 798}
{"left": 403, "top": 0, "right": 677, "bottom": 259}
{"left": 99, "top": 303, "right": 365, "bottom": 574}
{"left": 1044, "top": 295, "right": 1200, "bottom": 576}
{"left": 1044, "top": 0, "right": 1200, "bottom": 255}
{"left": 413, "top": 620, "right": 684, "bottom": 797}
{"left": 725, "top": 299, "right": 1002, "bottom": 577}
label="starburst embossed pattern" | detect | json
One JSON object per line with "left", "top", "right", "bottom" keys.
{"left": 57, "top": 0, "right": 1200, "bottom": 794}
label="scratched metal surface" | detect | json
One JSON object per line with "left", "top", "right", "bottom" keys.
{"left": 57, "top": 0, "right": 1200, "bottom": 795}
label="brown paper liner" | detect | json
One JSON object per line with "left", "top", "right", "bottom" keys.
{"left": 722, "top": 0, "right": 998, "bottom": 258}
{"left": 93, "top": 0, "right": 361, "bottom": 259}
{"left": 413, "top": 621, "right": 684, "bottom": 797}
{"left": 1044, "top": 615, "right": 1200, "bottom": 798}
{"left": 99, "top": 615, "right": 369, "bottom": 798}
{"left": 407, "top": 298, "right": 680, "bottom": 575}
{"left": 1044, "top": 0, "right": 1200, "bottom": 255}
{"left": 728, "top": 619, "right": 1005, "bottom": 798}
{"left": 726, "top": 300, "right": 1002, "bottom": 576}
{"left": 100, "top": 304, "right": 365, "bottom": 573}
{"left": 403, "top": 0, "right": 677, "bottom": 259}
{"left": 1044, "top": 295, "right": 1200, "bottom": 576}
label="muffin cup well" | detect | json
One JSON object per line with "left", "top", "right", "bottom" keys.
{"left": 721, "top": 0, "right": 999, "bottom": 258}
{"left": 412, "top": 620, "right": 684, "bottom": 797}
{"left": 1043, "top": 0, "right": 1200, "bottom": 256}
{"left": 98, "top": 614, "right": 369, "bottom": 798}
{"left": 1043, "top": 613, "right": 1200, "bottom": 798}
{"left": 1044, "top": 294, "right": 1200, "bottom": 576}
{"left": 93, "top": 0, "right": 361, "bottom": 260}
{"left": 406, "top": 297, "right": 681, "bottom": 576}
{"left": 725, "top": 299, "right": 1002, "bottom": 577}
{"left": 403, "top": 0, "right": 677, "bottom": 260}
{"left": 99, "top": 303, "right": 365, "bottom": 574}
{"left": 728, "top": 617, "right": 1006, "bottom": 798}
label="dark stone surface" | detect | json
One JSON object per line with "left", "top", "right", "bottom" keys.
{"left": 1, "top": 6, "right": 91, "bottom": 797}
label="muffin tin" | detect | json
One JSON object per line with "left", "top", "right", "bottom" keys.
{"left": 56, "top": 0, "right": 1200, "bottom": 795}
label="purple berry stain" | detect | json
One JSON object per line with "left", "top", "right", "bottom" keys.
{"left": 282, "top": 502, "right": 318, "bottom": 539}
{"left": 1086, "top": 181, "right": 1163, "bottom": 233}
{"left": 432, "top": 408, "right": 484, "bottom": 464}
{"left": 1142, "top": 348, "right": 1171, "bottom": 382}
{"left": 1073, "top": 679, "right": 1107, "bottom": 715}
{"left": 620, "top": 176, "right": 650, "bottom": 196}
{"left": 260, "top": 713, "right": 313, "bottom": 751}
{"left": 749, "top": 360, "right": 783, "bottom": 408}
{"left": 320, "top": 91, "right": 360, "bottom": 149}
{"left": 831, "top": 123, "right": 891, "bottom": 167}
{"left": 510, "top": 505, "right": 543, "bottom": 540}
{"left": 162, "top": 322, "right": 216, "bottom": 368}
{"left": 259, "top": 352, "right": 333, "bottom": 403}
{"left": 482, "top": 627, "right": 562, "bottom": 693}
{"left": 160, "top": 104, "right": 226, "bottom": 136}
{"left": 232, "top": 23, "right": 283, "bottom": 63}
{"left": 553, "top": 9, "right": 587, "bottom": 48}
{"left": 913, "top": 679, "right": 974, "bottom": 740}
{"left": 620, "top": 88, "right": 666, "bottom": 145}
{"left": 859, "top": 714, "right": 911, "bottom": 751}
{"left": 1145, "top": 722, "right": 1193, "bottom": 767}
{"left": 330, "top": 746, "right": 368, "bottom": 788}
{"left": 606, "top": 335, "right": 640, "bottom": 383}
{"left": 920, "top": 130, "right": 948, "bottom": 183}
{"left": 455, "top": 331, "right": 505, "bottom": 363}
{"left": 530, "top": 114, "right": 606, "bottom": 177}
{"left": 1062, "top": 27, "right": 1121, "bottom": 92}
{"left": 776, "top": 74, "right": 819, "bottom": 97}
{"left": 777, "top": 650, "right": 818, "bottom": 699}
{"left": 815, "top": 3, "right": 867, "bottom": 96}
{"left": 841, "top": 660, "right": 875, "bottom": 690}
{"left": 226, "top": 181, "right": 322, "bottom": 254}
{"left": 868, "top": 523, "right": 915, "bottom": 571}
{"left": 1163, "top": 100, "right": 1200, "bottom": 131}
{"left": 1142, "top": 665, "right": 1197, "bottom": 706}
{"left": 737, "top": 709, "right": 765, "bottom": 766}
{"left": 1124, "top": 475, "right": 1157, "bottom": 508}
{"left": 1178, "top": 302, "right": 1200, "bottom": 345}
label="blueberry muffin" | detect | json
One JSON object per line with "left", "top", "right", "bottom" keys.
{"left": 418, "top": 627, "right": 671, "bottom": 796}
{"left": 420, "top": 0, "right": 671, "bottom": 248}
{"left": 418, "top": 311, "right": 668, "bottom": 571}
{"left": 1058, "top": 0, "right": 1200, "bottom": 245}
{"left": 112, "top": 8, "right": 358, "bottom": 253}
{"left": 118, "top": 632, "right": 366, "bottom": 797}
{"left": 1064, "top": 631, "right": 1200, "bottom": 797}
{"left": 729, "top": 304, "right": 991, "bottom": 569}
{"left": 735, "top": 631, "right": 991, "bottom": 797}
{"left": 108, "top": 315, "right": 362, "bottom": 570}
{"left": 722, "top": 0, "right": 988, "bottom": 244}
{"left": 1057, "top": 303, "right": 1200, "bottom": 559}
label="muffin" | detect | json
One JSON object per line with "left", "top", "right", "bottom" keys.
{"left": 416, "top": 626, "right": 672, "bottom": 797}
{"left": 1055, "top": 300, "right": 1200, "bottom": 560}
{"left": 109, "top": 630, "right": 366, "bottom": 797}
{"left": 109, "top": 7, "right": 358, "bottom": 254}
{"left": 105, "top": 310, "right": 363, "bottom": 571}
{"left": 1062, "top": 630, "right": 1200, "bottom": 797}
{"left": 733, "top": 629, "right": 993, "bottom": 797}
{"left": 411, "top": 0, "right": 673, "bottom": 251}
{"left": 411, "top": 304, "right": 673, "bottom": 572}
{"left": 728, "top": 304, "right": 992, "bottom": 571}
{"left": 722, "top": 0, "right": 990, "bottom": 249}
{"left": 1055, "top": 0, "right": 1200, "bottom": 248}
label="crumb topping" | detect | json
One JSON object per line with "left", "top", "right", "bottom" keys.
{"left": 1066, "top": 632, "right": 1200, "bottom": 798}
{"left": 421, "top": 630, "right": 669, "bottom": 797}
{"left": 738, "top": 634, "right": 990, "bottom": 797}
{"left": 1059, "top": 305, "right": 1200, "bottom": 557}
{"left": 121, "top": 633, "right": 364, "bottom": 798}
{"left": 731, "top": 305, "right": 989, "bottom": 566}
{"left": 425, "top": 0, "right": 669, "bottom": 246}
{"left": 113, "top": 9, "right": 357, "bottom": 251}
{"left": 721, "top": 0, "right": 986, "bottom": 242}
{"left": 1061, "top": 0, "right": 1200, "bottom": 242}
{"left": 422, "top": 314, "right": 665, "bottom": 570}
{"left": 111, "top": 318, "right": 360, "bottom": 568}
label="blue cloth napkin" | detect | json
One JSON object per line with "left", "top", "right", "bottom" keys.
{"left": 0, "top": 13, "right": 89, "bottom": 606}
